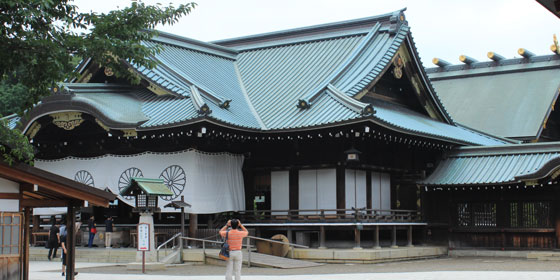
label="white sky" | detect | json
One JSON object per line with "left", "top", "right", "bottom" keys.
{"left": 74, "top": 0, "right": 560, "bottom": 66}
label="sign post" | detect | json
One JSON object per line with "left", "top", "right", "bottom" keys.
{"left": 137, "top": 223, "right": 150, "bottom": 274}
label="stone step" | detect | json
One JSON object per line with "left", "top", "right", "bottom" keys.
{"left": 527, "top": 252, "right": 560, "bottom": 259}
{"left": 30, "top": 247, "right": 173, "bottom": 263}
{"left": 537, "top": 256, "right": 560, "bottom": 261}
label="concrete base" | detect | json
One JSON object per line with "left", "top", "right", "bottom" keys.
{"left": 126, "top": 262, "right": 166, "bottom": 271}
{"left": 450, "top": 249, "right": 560, "bottom": 259}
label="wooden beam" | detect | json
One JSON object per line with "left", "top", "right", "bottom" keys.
{"left": 0, "top": 193, "right": 21, "bottom": 199}
{"left": 22, "top": 207, "right": 31, "bottom": 280}
{"left": 0, "top": 164, "right": 110, "bottom": 207}
{"left": 20, "top": 199, "right": 67, "bottom": 207}
{"left": 66, "top": 204, "right": 77, "bottom": 280}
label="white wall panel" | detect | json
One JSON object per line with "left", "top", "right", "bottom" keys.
{"left": 371, "top": 172, "right": 391, "bottom": 210}
{"left": 345, "top": 169, "right": 367, "bottom": 212}
{"left": 0, "top": 178, "right": 20, "bottom": 211}
{"left": 299, "top": 170, "right": 318, "bottom": 212}
{"left": 317, "top": 169, "right": 336, "bottom": 213}
{"left": 381, "top": 173, "right": 391, "bottom": 209}
{"left": 356, "top": 170, "right": 367, "bottom": 209}
{"left": 271, "top": 171, "right": 289, "bottom": 213}
{"left": 0, "top": 177, "right": 19, "bottom": 193}
{"left": 0, "top": 200, "right": 19, "bottom": 211}
{"left": 345, "top": 170, "right": 356, "bottom": 210}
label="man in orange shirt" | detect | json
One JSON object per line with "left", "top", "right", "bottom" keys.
{"left": 219, "top": 219, "right": 248, "bottom": 280}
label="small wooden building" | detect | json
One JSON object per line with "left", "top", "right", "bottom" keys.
{"left": 421, "top": 142, "right": 560, "bottom": 249}
{"left": 0, "top": 161, "right": 115, "bottom": 280}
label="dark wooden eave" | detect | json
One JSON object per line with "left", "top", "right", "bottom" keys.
{"left": 0, "top": 161, "right": 116, "bottom": 207}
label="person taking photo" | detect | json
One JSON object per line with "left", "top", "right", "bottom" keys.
{"left": 219, "top": 219, "right": 248, "bottom": 280}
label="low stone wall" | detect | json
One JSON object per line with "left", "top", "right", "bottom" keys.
{"left": 292, "top": 246, "right": 447, "bottom": 264}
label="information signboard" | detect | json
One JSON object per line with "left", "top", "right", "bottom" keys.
{"left": 137, "top": 223, "right": 150, "bottom": 251}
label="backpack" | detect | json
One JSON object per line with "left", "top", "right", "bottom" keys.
{"left": 219, "top": 230, "right": 230, "bottom": 260}
{"left": 59, "top": 225, "right": 67, "bottom": 237}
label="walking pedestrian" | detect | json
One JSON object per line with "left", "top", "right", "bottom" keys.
{"left": 60, "top": 231, "right": 78, "bottom": 277}
{"left": 87, "top": 216, "right": 96, "bottom": 248}
{"left": 104, "top": 216, "right": 114, "bottom": 248}
{"left": 219, "top": 219, "right": 248, "bottom": 280}
{"left": 47, "top": 221, "right": 60, "bottom": 260}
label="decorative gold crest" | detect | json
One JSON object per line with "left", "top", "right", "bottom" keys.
{"left": 51, "top": 112, "right": 84, "bottom": 130}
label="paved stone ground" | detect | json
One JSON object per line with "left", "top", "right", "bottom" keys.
{"left": 30, "top": 257, "right": 560, "bottom": 280}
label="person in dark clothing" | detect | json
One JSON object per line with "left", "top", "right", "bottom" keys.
{"left": 87, "top": 216, "right": 96, "bottom": 248}
{"left": 104, "top": 216, "right": 114, "bottom": 248}
{"left": 47, "top": 221, "right": 60, "bottom": 260}
{"left": 60, "top": 234, "right": 78, "bottom": 277}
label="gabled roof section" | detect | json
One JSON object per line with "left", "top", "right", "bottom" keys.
{"left": 420, "top": 142, "right": 560, "bottom": 186}
{"left": 119, "top": 177, "right": 173, "bottom": 196}
{"left": 18, "top": 10, "right": 508, "bottom": 147}
{"left": 427, "top": 54, "right": 560, "bottom": 140}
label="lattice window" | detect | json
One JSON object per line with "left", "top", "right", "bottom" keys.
{"left": 473, "top": 203, "right": 496, "bottom": 227}
{"left": 456, "top": 202, "right": 496, "bottom": 227}
{"left": 0, "top": 213, "right": 22, "bottom": 255}
{"left": 509, "top": 201, "right": 552, "bottom": 228}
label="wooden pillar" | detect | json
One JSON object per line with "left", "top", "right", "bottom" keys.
{"left": 189, "top": 213, "right": 197, "bottom": 247}
{"left": 336, "top": 165, "right": 345, "bottom": 214}
{"left": 373, "top": 225, "right": 381, "bottom": 249}
{"left": 407, "top": 225, "right": 413, "bottom": 247}
{"left": 353, "top": 227, "right": 361, "bottom": 249}
{"left": 32, "top": 215, "right": 40, "bottom": 232}
{"left": 366, "top": 171, "right": 372, "bottom": 214}
{"left": 289, "top": 169, "right": 299, "bottom": 211}
{"left": 22, "top": 207, "right": 31, "bottom": 280}
{"left": 391, "top": 225, "right": 398, "bottom": 248}
{"left": 556, "top": 196, "right": 560, "bottom": 248}
{"left": 319, "top": 226, "right": 326, "bottom": 249}
{"left": 66, "top": 203, "right": 76, "bottom": 280}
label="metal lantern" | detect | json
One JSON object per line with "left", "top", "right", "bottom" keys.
{"left": 344, "top": 147, "right": 362, "bottom": 163}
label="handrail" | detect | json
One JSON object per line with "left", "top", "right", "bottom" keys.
{"left": 181, "top": 236, "right": 223, "bottom": 245}
{"left": 157, "top": 232, "right": 182, "bottom": 251}
{"left": 156, "top": 232, "right": 182, "bottom": 262}
{"left": 246, "top": 235, "right": 307, "bottom": 248}
{"left": 235, "top": 208, "right": 423, "bottom": 224}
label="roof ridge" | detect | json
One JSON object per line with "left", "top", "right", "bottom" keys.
{"left": 426, "top": 54, "right": 560, "bottom": 74}
{"left": 213, "top": 9, "right": 406, "bottom": 48}
{"left": 151, "top": 30, "right": 238, "bottom": 60}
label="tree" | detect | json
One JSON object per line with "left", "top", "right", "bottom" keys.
{"left": 0, "top": 0, "right": 196, "bottom": 164}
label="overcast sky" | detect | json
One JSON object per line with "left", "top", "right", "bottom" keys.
{"left": 74, "top": 0, "right": 560, "bottom": 66}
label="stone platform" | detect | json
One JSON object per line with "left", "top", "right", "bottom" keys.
{"left": 31, "top": 246, "right": 447, "bottom": 265}
{"left": 184, "top": 246, "right": 448, "bottom": 265}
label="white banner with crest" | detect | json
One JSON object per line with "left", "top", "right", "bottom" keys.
{"left": 35, "top": 149, "right": 245, "bottom": 214}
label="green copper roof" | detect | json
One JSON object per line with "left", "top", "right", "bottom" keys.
{"left": 420, "top": 142, "right": 560, "bottom": 186}
{"left": 20, "top": 10, "right": 510, "bottom": 146}
{"left": 427, "top": 55, "right": 560, "bottom": 140}
{"left": 119, "top": 177, "right": 173, "bottom": 196}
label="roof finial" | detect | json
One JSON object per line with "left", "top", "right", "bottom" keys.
{"left": 487, "top": 52, "right": 505, "bottom": 61}
{"left": 459, "top": 55, "right": 477, "bottom": 65}
{"left": 518, "top": 48, "right": 535, "bottom": 58}
{"left": 432, "top": 58, "right": 450, "bottom": 67}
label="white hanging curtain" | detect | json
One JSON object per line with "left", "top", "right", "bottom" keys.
{"left": 35, "top": 149, "right": 245, "bottom": 214}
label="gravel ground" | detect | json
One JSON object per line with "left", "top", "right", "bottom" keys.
{"left": 74, "top": 257, "right": 560, "bottom": 276}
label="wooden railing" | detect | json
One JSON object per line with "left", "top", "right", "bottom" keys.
{"left": 235, "top": 208, "right": 422, "bottom": 223}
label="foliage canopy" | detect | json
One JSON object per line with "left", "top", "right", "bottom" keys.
{"left": 0, "top": 0, "right": 196, "bottom": 164}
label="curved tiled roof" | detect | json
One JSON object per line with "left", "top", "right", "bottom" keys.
{"left": 420, "top": 142, "right": 560, "bottom": 186}
{"left": 19, "top": 10, "right": 510, "bottom": 147}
